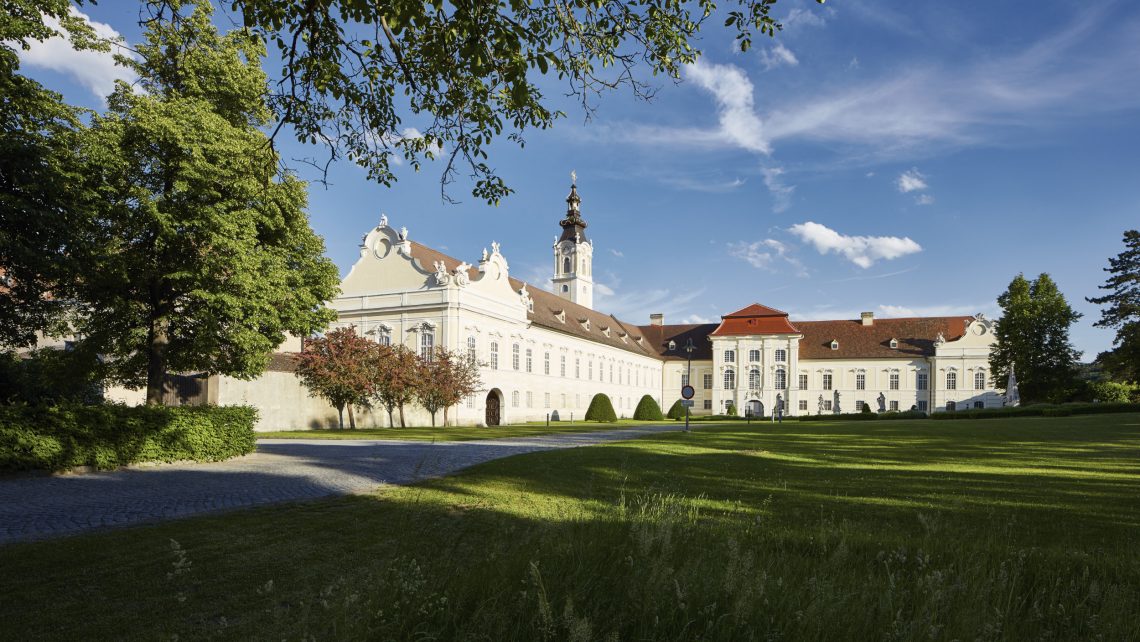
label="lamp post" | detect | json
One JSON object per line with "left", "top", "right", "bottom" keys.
{"left": 670, "top": 338, "right": 696, "bottom": 432}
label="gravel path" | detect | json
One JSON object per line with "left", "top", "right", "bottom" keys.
{"left": 0, "top": 424, "right": 682, "bottom": 545}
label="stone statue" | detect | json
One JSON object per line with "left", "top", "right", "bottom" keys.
{"left": 481, "top": 248, "right": 489, "bottom": 262}
{"left": 491, "top": 240, "right": 501, "bottom": 255}
{"left": 817, "top": 394, "right": 824, "bottom": 415}
{"left": 432, "top": 260, "right": 450, "bottom": 286}
{"left": 834, "top": 390, "right": 841, "bottom": 414}
{"left": 877, "top": 392, "right": 886, "bottom": 412}
{"left": 454, "top": 262, "right": 471, "bottom": 287}
{"left": 399, "top": 226, "right": 409, "bottom": 240}
{"left": 379, "top": 213, "right": 388, "bottom": 228}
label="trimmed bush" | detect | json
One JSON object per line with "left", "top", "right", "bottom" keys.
{"left": 584, "top": 394, "right": 617, "bottom": 422}
{"left": 666, "top": 399, "right": 687, "bottom": 420}
{"left": 0, "top": 404, "right": 258, "bottom": 472}
{"left": 860, "top": 403, "right": 873, "bottom": 414}
{"left": 930, "top": 402, "right": 1140, "bottom": 420}
{"left": 632, "top": 395, "right": 664, "bottom": 421}
{"left": 726, "top": 403, "right": 738, "bottom": 417}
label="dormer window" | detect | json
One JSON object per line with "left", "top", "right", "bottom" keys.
{"left": 889, "top": 338, "right": 898, "bottom": 349}
{"left": 579, "top": 318, "right": 590, "bottom": 331}
{"left": 554, "top": 309, "right": 566, "bottom": 323}
{"left": 830, "top": 340, "right": 839, "bottom": 350}
{"left": 600, "top": 326, "right": 610, "bottom": 337}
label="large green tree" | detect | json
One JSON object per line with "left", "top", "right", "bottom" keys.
{"left": 0, "top": 0, "right": 102, "bottom": 347}
{"left": 75, "top": 2, "right": 339, "bottom": 404}
{"left": 1087, "top": 230, "right": 1140, "bottom": 382}
{"left": 990, "top": 273, "right": 1083, "bottom": 404}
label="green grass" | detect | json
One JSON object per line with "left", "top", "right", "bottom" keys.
{"left": 3, "top": 414, "right": 1140, "bottom": 640}
{"left": 257, "top": 418, "right": 681, "bottom": 441}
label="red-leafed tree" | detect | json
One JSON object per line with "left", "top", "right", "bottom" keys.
{"left": 415, "top": 348, "right": 483, "bottom": 427}
{"left": 374, "top": 344, "right": 419, "bottom": 428}
{"left": 296, "top": 327, "right": 377, "bottom": 429}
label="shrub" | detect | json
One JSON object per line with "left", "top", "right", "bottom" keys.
{"left": 0, "top": 404, "right": 258, "bottom": 472}
{"left": 1091, "top": 381, "right": 1137, "bottom": 404}
{"left": 860, "top": 403, "right": 873, "bottom": 414}
{"left": 726, "top": 403, "right": 738, "bottom": 417}
{"left": 666, "top": 399, "right": 687, "bottom": 420}
{"left": 584, "top": 394, "right": 617, "bottom": 422}
{"left": 0, "top": 348, "right": 104, "bottom": 405}
{"left": 632, "top": 395, "right": 664, "bottom": 421}
{"left": 929, "top": 402, "right": 1140, "bottom": 420}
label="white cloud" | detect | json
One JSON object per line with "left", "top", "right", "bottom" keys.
{"left": 896, "top": 168, "right": 928, "bottom": 193}
{"left": 17, "top": 8, "right": 134, "bottom": 101}
{"left": 782, "top": 6, "right": 828, "bottom": 29}
{"left": 594, "top": 283, "right": 616, "bottom": 296}
{"left": 759, "top": 43, "right": 799, "bottom": 71}
{"left": 683, "top": 60, "right": 770, "bottom": 154}
{"left": 593, "top": 285, "right": 707, "bottom": 323}
{"left": 729, "top": 238, "right": 807, "bottom": 276}
{"left": 761, "top": 167, "right": 795, "bottom": 212}
{"left": 609, "top": 249, "right": 624, "bottom": 258}
{"left": 915, "top": 194, "right": 935, "bottom": 205}
{"left": 789, "top": 221, "right": 922, "bottom": 269}
{"left": 680, "top": 314, "right": 716, "bottom": 324}
{"left": 877, "top": 303, "right": 996, "bottom": 318}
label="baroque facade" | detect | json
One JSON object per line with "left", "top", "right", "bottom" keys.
{"left": 319, "top": 179, "right": 1001, "bottom": 428}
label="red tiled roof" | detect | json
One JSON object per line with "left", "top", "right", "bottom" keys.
{"left": 711, "top": 302, "right": 801, "bottom": 336}
{"left": 795, "top": 317, "right": 970, "bottom": 359}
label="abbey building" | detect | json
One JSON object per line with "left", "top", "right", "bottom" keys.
{"left": 310, "top": 179, "right": 1001, "bottom": 428}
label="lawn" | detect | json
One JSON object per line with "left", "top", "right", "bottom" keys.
{"left": 257, "top": 418, "right": 683, "bottom": 441}
{"left": 3, "top": 414, "right": 1139, "bottom": 640}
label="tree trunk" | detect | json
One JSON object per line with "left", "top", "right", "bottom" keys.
{"left": 386, "top": 405, "right": 395, "bottom": 428}
{"left": 337, "top": 404, "right": 344, "bottom": 429}
{"left": 348, "top": 404, "right": 356, "bottom": 429}
{"left": 430, "top": 410, "right": 436, "bottom": 427}
{"left": 443, "top": 405, "right": 450, "bottom": 427}
{"left": 145, "top": 316, "right": 169, "bottom": 406}
{"left": 398, "top": 403, "right": 406, "bottom": 428}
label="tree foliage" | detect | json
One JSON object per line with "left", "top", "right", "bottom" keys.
{"left": 73, "top": 2, "right": 339, "bottom": 404}
{"left": 632, "top": 394, "right": 663, "bottom": 421}
{"left": 414, "top": 347, "right": 483, "bottom": 427}
{"left": 585, "top": 393, "right": 617, "bottom": 422}
{"left": 1087, "top": 230, "right": 1140, "bottom": 382}
{"left": 296, "top": 327, "right": 377, "bottom": 429}
{"left": 990, "top": 273, "right": 1083, "bottom": 404}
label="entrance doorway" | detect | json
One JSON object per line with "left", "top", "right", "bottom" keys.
{"left": 748, "top": 399, "right": 764, "bottom": 417}
{"left": 485, "top": 389, "right": 502, "bottom": 426}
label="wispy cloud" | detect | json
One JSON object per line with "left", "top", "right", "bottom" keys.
{"left": 594, "top": 285, "right": 708, "bottom": 323}
{"left": 728, "top": 239, "right": 807, "bottom": 276}
{"left": 915, "top": 194, "right": 935, "bottom": 205}
{"left": 896, "top": 168, "right": 928, "bottom": 193}
{"left": 683, "top": 59, "right": 770, "bottom": 154}
{"left": 877, "top": 303, "right": 997, "bottom": 318}
{"left": 761, "top": 167, "right": 795, "bottom": 212}
{"left": 782, "top": 6, "right": 829, "bottom": 29}
{"left": 759, "top": 43, "right": 798, "bottom": 70}
{"left": 16, "top": 8, "right": 135, "bottom": 101}
{"left": 680, "top": 314, "right": 716, "bottom": 324}
{"left": 825, "top": 267, "right": 918, "bottom": 284}
{"left": 789, "top": 221, "right": 922, "bottom": 269}
{"left": 609, "top": 248, "right": 624, "bottom": 258}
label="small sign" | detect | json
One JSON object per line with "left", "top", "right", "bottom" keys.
{"left": 680, "top": 400, "right": 695, "bottom": 407}
{"left": 681, "top": 385, "right": 695, "bottom": 400}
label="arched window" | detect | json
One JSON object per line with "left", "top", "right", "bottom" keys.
{"left": 774, "top": 349, "right": 787, "bottom": 362}
{"left": 490, "top": 342, "right": 499, "bottom": 369}
{"left": 376, "top": 326, "right": 391, "bottom": 346}
{"left": 975, "top": 371, "right": 986, "bottom": 390}
{"left": 563, "top": 257, "right": 571, "bottom": 273}
{"left": 466, "top": 336, "right": 477, "bottom": 363}
{"left": 724, "top": 369, "right": 736, "bottom": 390}
{"left": 512, "top": 344, "right": 520, "bottom": 370}
{"left": 748, "top": 369, "right": 761, "bottom": 389}
{"left": 420, "top": 328, "right": 434, "bottom": 361}
{"left": 946, "top": 372, "right": 957, "bottom": 390}
{"left": 775, "top": 368, "right": 787, "bottom": 390}
{"left": 525, "top": 348, "right": 533, "bottom": 373}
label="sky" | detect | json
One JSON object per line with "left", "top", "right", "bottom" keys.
{"left": 17, "top": 1, "right": 1140, "bottom": 360}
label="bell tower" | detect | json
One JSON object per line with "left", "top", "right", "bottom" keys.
{"left": 552, "top": 172, "right": 594, "bottom": 309}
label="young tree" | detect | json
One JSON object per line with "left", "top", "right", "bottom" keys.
{"left": 296, "top": 327, "right": 376, "bottom": 429}
{"left": 73, "top": 2, "right": 340, "bottom": 404}
{"left": 1087, "top": 230, "right": 1140, "bottom": 382}
{"left": 990, "top": 273, "right": 1083, "bottom": 403}
{"left": 374, "top": 344, "right": 419, "bottom": 428}
{"left": 414, "top": 348, "right": 483, "bottom": 427}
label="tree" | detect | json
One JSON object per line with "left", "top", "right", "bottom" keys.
{"left": 990, "top": 273, "right": 1083, "bottom": 404}
{"left": 131, "top": 0, "right": 824, "bottom": 203}
{"left": 1087, "top": 230, "right": 1140, "bottom": 382}
{"left": 632, "top": 395, "right": 663, "bottom": 421}
{"left": 666, "top": 399, "right": 687, "bottom": 420}
{"left": 374, "top": 344, "right": 419, "bottom": 428}
{"left": 73, "top": 2, "right": 340, "bottom": 404}
{"left": 414, "top": 347, "right": 483, "bottom": 427}
{"left": 296, "top": 327, "right": 376, "bottom": 429}
{"left": 585, "top": 393, "right": 617, "bottom": 422}
{"left": 0, "top": 1, "right": 102, "bottom": 348}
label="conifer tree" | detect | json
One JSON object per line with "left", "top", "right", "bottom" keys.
{"left": 990, "top": 273, "right": 1082, "bottom": 403}
{"left": 1087, "top": 230, "right": 1140, "bottom": 382}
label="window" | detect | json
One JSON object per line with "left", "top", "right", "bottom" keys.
{"left": 724, "top": 350, "right": 736, "bottom": 363}
{"left": 799, "top": 400, "right": 808, "bottom": 411}
{"left": 775, "top": 369, "right": 787, "bottom": 390}
{"left": 856, "top": 400, "right": 865, "bottom": 412}
{"left": 749, "top": 349, "right": 761, "bottom": 362}
{"left": 748, "top": 369, "right": 761, "bottom": 389}
{"left": 561, "top": 284, "right": 569, "bottom": 293}
{"left": 575, "top": 358, "right": 580, "bottom": 378}
{"left": 799, "top": 374, "right": 808, "bottom": 390}
{"left": 975, "top": 372, "right": 986, "bottom": 390}
{"left": 512, "top": 391, "right": 519, "bottom": 407}
{"left": 561, "top": 393, "right": 566, "bottom": 408}
{"left": 490, "top": 342, "right": 499, "bottom": 369}
{"left": 609, "top": 364, "right": 613, "bottom": 382}
{"left": 561, "top": 355, "right": 566, "bottom": 377}
{"left": 918, "top": 400, "right": 928, "bottom": 412}
{"left": 822, "top": 373, "right": 833, "bottom": 390}
{"left": 946, "top": 400, "right": 957, "bottom": 411}
{"left": 946, "top": 372, "right": 957, "bottom": 390}
{"left": 889, "top": 338, "right": 898, "bottom": 349}
{"left": 526, "top": 348, "right": 533, "bottom": 373}
{"left": 420, "top": 329, "right": 434, "bottom": 360}
{"left": 563, "top": 257, "right": 571, "bottom": 273}
{"left": 823, "top": 400, "right": 833, "bottom": 411}
{"left": 467, "top": 336, "right": 477, "bottom": 363}
{"left": 512, "top": 344, "right": 520, "bottom": 370}
{"left": 544, "top": 352, "right": 550, "bottom": 375}
{"left": 917, "top": 372, "right": 928, "bottom": 390}
{"left": 377, "top": 328, "right": 391, "bottom": 346}
{"left": 830, "top": 340, "right": 839, "bottom": 350}
{"left": 775, "top": 349, "right": 787, "bottom": 363}
{"left": 681, "top": 373, "right": 690, "bottom": 387}
{"left": 724, "top": 369, "right": 736, "bottom": 390}
{"left": 544, "top": 393, "right": 551, "bottom": 408}
{"left": 973, "top": 401, "right": 984, "bottom": 409}
{"left": 856, "top": 373, "right": 866, "bottom": 390}
{"left": 588, "top": 360, "right": 593, "bottom": 380}
{"left": 704, "top": 400, "right": 712, "bottom": 410}
{"left": 890, "top": 373, "right": 900, "bottom": 390}
{"left": 890, "top": 400, "right": 899, "bottom": 411}
{"left": 703, "top": 374, "right": 713, "bottom": 390}
{"left": 575, "top": 394, "right": 580, "bottom": 407}
{"left": 526, "top": 391, "right": 533, "bottom": 408}
{"left": 466, "top": 394, "right": 475, "bottom": 408}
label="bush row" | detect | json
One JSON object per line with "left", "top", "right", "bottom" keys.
{"left": 0, "top": 404, "right": 258, "bottom": 472}
{"left": 930, "top": 402, "right": 1140, "bottom": 420}
{"left": 793, "top": 410, "right": 929, "bottom": 421}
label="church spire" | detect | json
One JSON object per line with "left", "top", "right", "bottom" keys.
{"left": 559, "top": 170, "right": 588, "bottom": 243}
{"left": 552, "top": 171, "right": 594, "bottom": 309}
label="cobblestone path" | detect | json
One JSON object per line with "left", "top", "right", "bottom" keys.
{"left": 0, "top": 424, "right": 681, "bottom": 545}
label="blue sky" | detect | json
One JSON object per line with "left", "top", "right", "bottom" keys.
{"left": 18, "top": 1, "right": 1140, "bottom": 360}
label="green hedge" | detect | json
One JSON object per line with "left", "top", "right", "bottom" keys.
{"left": 666, "top": 400, "right": 687, "bottom": 420}
{"left": 794, "top": 410, "right": 928, "bottom": 422}
{"left": 632, "top": 395, "right": 664, "bottom": 421}
{"left": 930, "top": 402, "right": 1140, "bottom": 420}
{"left": 584, "top": 394, "right": 617, "bottom": 422}
{"left": 0, "top": 404, "right": 258, "bottom": 472}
